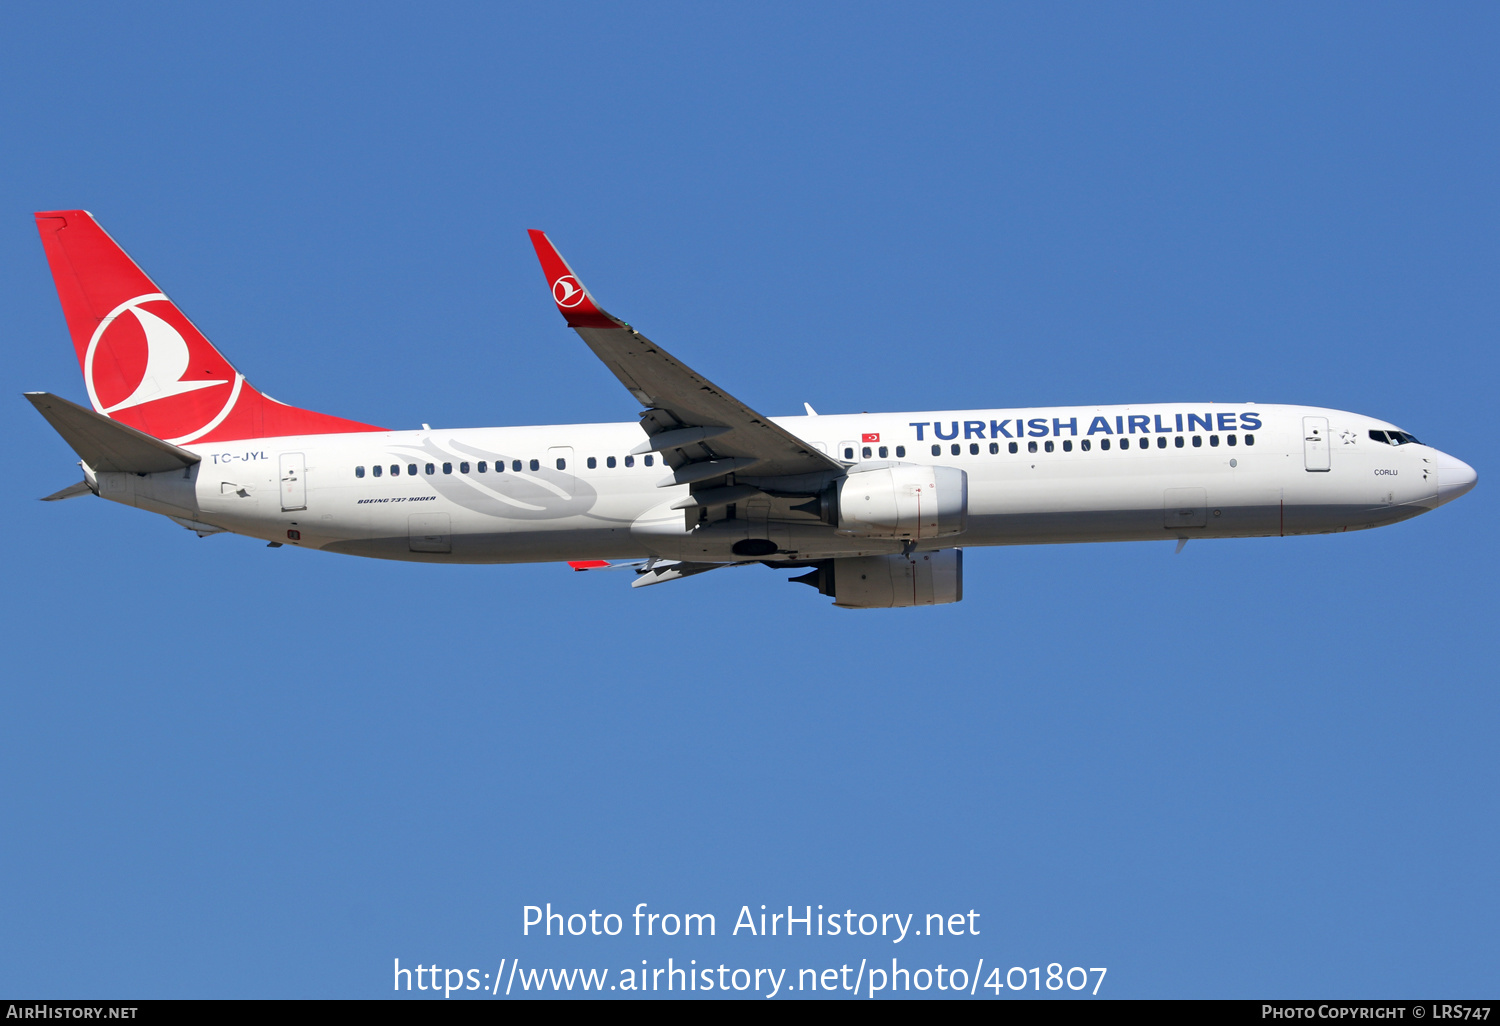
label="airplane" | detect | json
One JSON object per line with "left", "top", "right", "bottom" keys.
{"left": 26, "top": 210, "right": 1477, "bottom": 608}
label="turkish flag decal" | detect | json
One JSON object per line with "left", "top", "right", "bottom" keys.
{"left": 861, "top": 432, "right": 879, "bottom": 443}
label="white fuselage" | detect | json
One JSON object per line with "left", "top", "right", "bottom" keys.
{"left": 94, "top": 403, "right": 1468, "bottom": 562}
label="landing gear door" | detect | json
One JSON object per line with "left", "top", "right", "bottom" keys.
{"left": 1303, "top": 417, "right": 1330, "bottom": 472}
{"left": 279, "top": 452, "right": 307, "bottom": 511}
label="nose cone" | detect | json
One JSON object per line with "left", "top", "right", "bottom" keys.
{"left": 1435, "top": 452, "right": 1477, "bottom": 506}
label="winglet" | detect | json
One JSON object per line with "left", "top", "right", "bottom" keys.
{"left": 567, "top": 560, "right": 612, "bottom": 571}
{"left": 527, "top": 230, "right": 620, "bottom": 329}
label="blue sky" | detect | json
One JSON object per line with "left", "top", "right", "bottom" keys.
{"left": 2, "top": 2, "right": 1495, "bottom": 999}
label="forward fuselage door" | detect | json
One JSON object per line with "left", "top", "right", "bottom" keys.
{"left": 1303, "top": 417, "right": 1330, "bottom": 472}
{"left": 279, "top": 452, "right": 307, "bottom": 511}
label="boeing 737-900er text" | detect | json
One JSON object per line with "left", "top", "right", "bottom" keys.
{"left": 27, "top": 211, "right": 1477, "bottom": 607}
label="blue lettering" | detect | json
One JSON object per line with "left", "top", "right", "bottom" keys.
{"left": 934, "top": 421, "right": 960, "bottom": 440}
{"left": 1053, "top": 417, "right": 1078, "bottom": 436}
{"left": 1128, "top": 415, "right": 1151, "bottom": 434}
{"left": 1176, "top": 413, "right": 1184, "bottom": 432}
{"left": 1115, "top": 416, "right": 1124, "bottom": 435}
{"left": 1087, "top": 416, "right": 1114, "bottom": 435}
{"left": 990, "top": 419, "right": 1013, "bottom": 439}
{"left": 1239, "top": 411, "right": 1262, "bottom": 431}
{"left": 964, "top": 420, "right": 986, "bottom": 439}
{"left": 1217, "top": 413, "right": 1238, "bottom": 431}
{"left": 1027, "top": 418, "right": 1049, "bottom": 438}
{"left": 1155, "top": 414, "right": 1173, "bottom": 433}
{"left": 908, "top": 422, "right": 929, "bottom": 440}
{"left": 1188, "top": 413, "right": 1213, "bottom": 432}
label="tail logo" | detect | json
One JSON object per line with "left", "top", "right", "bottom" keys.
{"left": 84, "top": 293, "right": 243, "bottom": 444}
{"left": 552, "top": 275, "right": 586, "bottom": 308}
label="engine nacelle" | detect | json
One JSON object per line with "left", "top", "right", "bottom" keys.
{"left": 835, "top": 464, "right": 967, "bottom": 540}
{"left": 791, "top": 549, "right": 964, "bottom": 609}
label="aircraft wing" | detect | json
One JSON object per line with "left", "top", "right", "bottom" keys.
{"left": 528, "top": 231, "right": 841, "bottom": 495}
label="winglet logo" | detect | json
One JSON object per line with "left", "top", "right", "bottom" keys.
{"left": 84, "top": 293, "right": 243, "bottom": 444}
{"left": 552, "top": 275, "right": 586, "bottom": 308}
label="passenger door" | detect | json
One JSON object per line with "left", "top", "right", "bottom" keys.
{"left": 279, "top": 452, "right": 306, "bottom": 511}
{"left": 1303, "top": 417, "right": 1330, "bottom": 472}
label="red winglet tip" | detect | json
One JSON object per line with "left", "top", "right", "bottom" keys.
{"left": 527, "top": 230, "right": 618, "bottom": 329}
{"left": 568, "top": 560, "right": 611, "bottom": 571}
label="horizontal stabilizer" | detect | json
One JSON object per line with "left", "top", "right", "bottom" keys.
{"left": 41, "top": 480, "right": 95, "bottom": 501}
{"left": 25, "top": 391, "right": 200, "bottom": 473}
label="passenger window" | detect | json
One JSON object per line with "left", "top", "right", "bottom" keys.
{"left": 556, "top": 458, "right": 566, "bottom": 470}
{"left": 1192, "top": 436, "right": 1202, "bottom": 447}
{"left": 989, "top": 442, "right": 999, "bottom": 454}
{"left": 1226, "top": 435, "right": 1236, "bottom": 447}
{"left": 607, "top": 456, "right": 617, "bottom": 468}
{"left": 372, "top": 465, "right": 382, "bottom": 477}
{"left": 426, "top": 463, "right": 436, "bottom": 475}
{"left": 1175, "top": 436, "right": 1185, "bottom": 448}
{"left": 1101, "top": 438, "right": 1111, "bottom": 450}
{"left": 408, "top": 464, "right": 418, "bottom": 476}
{"left": 1156, "top": 437, "right": 1166, "bottom": 449}
{"left": 1081, "top": 439, "right": 1091, "bottom": 452}
{"left": 1008, "top": 441, "right": 1018, "bottom": 454}
{"left": 879, "top": 446, "right": 888, "bottom": 458}
{"left": 460, "top": 462, "right": 470, "bottom": 474}
{"left": 644, "top": 455, "right": 653, "bottom": 467}
{"left": 443, "top": 462, "right": 453, "bottom": 474}
{"left": 1244, "top": 434, "right": 1255, "bottom": 446}
{"left": 862, "top": 446, "right": 872, "bottom": 459}
{"left": 965, "top": 443, "right": 975, "bottom": 455}
{"left": 1044, "top": 440, "right": 1054, "bottom": 453}
{"left": 950, "top": 444, "right": 961, "bottom": 456}
{"left": 1063, "top": 439, "right": 1073, "bottom": 452}
{"left": 529, "top": 459, "right": 540, "bottom": 471}
{"left": 477, "top": 461, "right": 487, "bottom": 473}
{"left": 391, "top": 464, "right": 400, "bottom": 475}
{"left": 895, "top": 446, "right": 905, "bottom": 458}
{"left": 494, "top": 461, "right": 504, "bottom": 473}
{"left": 511, "top": 460, "right": 521, "bottom": 472}
{"left": 931, "top": 444, "right": 941, "bottom": 456}
{"left": 844, "top": 447, "right": 855, "bottom": 460}
{"left": 587, "top": 457, "right": 597, "bottom": 469}
{"left": 355, "top": 466, "right": 365, "bottom": 478}
{"left": 1209, "top": 435, "right": 1219, "bottom": 447}
{"left": 624, "top": 455, "right": 635, "bottom": 468}
{"left": 1028, "top": 441, "right": 1038, "bottom": 453}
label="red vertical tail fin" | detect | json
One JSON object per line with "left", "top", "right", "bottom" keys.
{"left": 34, "top": 210, "right": 383, "bottom": 444}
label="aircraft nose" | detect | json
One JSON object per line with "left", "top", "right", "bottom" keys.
{"left": 1434, "top": 452, "right": 1477, "bottom": 506}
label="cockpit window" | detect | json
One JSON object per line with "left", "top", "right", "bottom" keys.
{"left": 1368, "top": 430, "right": 1389, "bottom": 444}
{"left": 1373, "top": 429, "right": 1423, "bottom": 446}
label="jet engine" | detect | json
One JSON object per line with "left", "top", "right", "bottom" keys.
{"left": 822, "top": 464, "right": 968, "bottom": 540}
{"left": 789, "top": 549, "right": 963, "bottom": 608}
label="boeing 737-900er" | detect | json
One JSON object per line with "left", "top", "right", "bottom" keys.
{"left": 27, "top": 210, "right": 1477, "bottom": 608}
